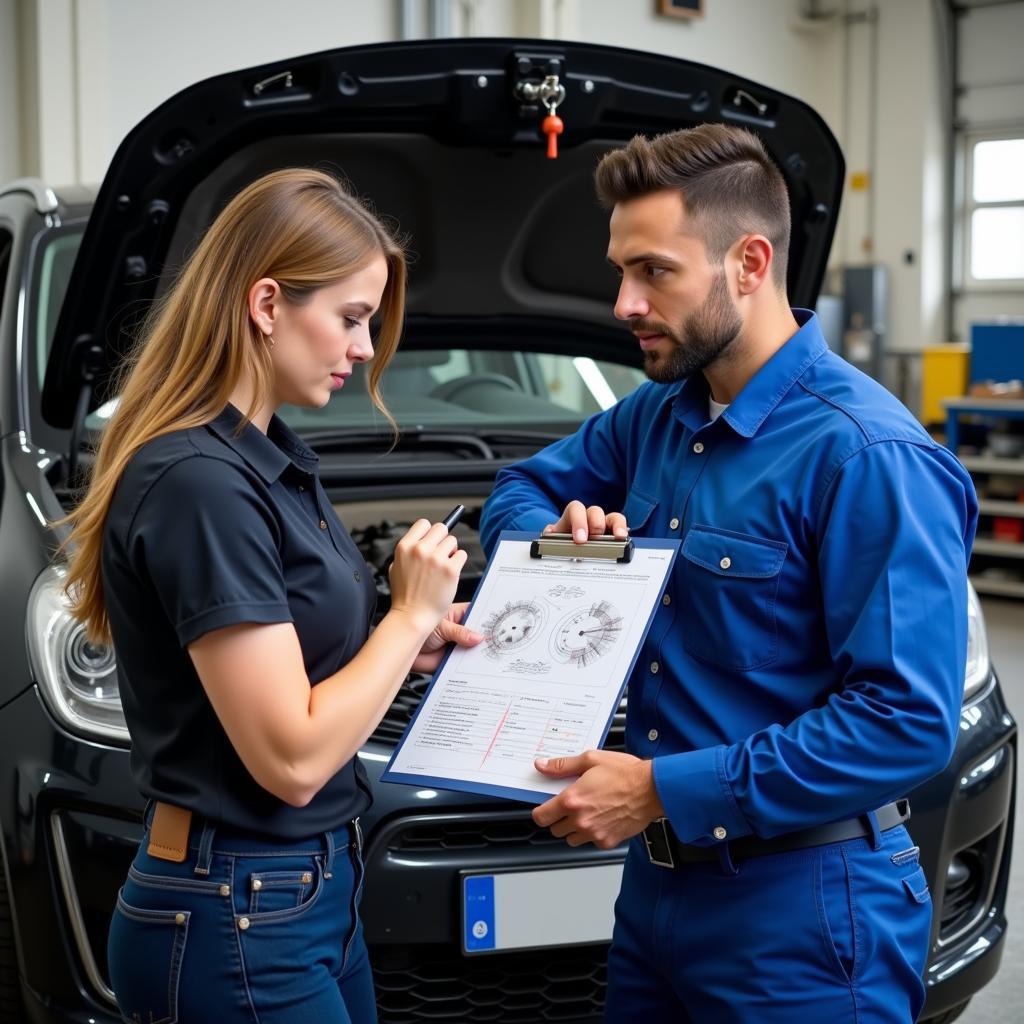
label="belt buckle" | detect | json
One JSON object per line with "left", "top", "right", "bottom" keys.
{"left": 643, "top": 817, "right": 675, "bottom": 869}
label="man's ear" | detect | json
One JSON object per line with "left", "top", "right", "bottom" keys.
{"left": 248, "top": 278, "right": 281, "bottom": 335}
{"left": 734, "top": 235, "right": 773, "bottom": 296}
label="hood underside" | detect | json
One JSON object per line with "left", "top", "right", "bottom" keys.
{"left": 43, "top": 38, "right": 843, "bottom": 428}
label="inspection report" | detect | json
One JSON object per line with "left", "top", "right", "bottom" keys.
{"left": 382, "top": 531, "right": 679, "bottom": 803}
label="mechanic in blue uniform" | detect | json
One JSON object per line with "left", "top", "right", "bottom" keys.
{"left": 61, "top": 169, "right": 479, "bottom": 1023}
{"left": 479, "top": 124, "right": 978, "bottom": 1023}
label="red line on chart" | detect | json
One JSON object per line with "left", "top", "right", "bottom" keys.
{"left": 533, "top": 710, "right": 556, "bottom": 756}
{"left": 479, "top": 700, "right": 513, "bottom": 768}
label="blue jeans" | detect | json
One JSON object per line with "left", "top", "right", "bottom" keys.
{"left": 605, "top": 824, "right": 932, "bottom": 1023}
{"left": 108, "top": 809, "right": 376, "bottom": 1023}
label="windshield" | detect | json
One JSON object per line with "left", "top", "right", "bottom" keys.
{"left": 38, "top": 232, "right": 645, "bottom": 435}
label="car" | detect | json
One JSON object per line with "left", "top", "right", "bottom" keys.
{"left": 0, "top": 37, "right": 1016, "bottom": 1024}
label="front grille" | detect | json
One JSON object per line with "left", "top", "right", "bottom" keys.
{"left": 372, "top": 945, "right": 607, "bottom": 1023}
{"left": 372, "top": 682, "right": 627, "bottom": 752}
{"left": 387, "top": 815, "right": 563, "bottom": 852}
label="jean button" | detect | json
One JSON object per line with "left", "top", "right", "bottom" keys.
{"left": 238, "top": 917, "right": 251, "bottom": 930}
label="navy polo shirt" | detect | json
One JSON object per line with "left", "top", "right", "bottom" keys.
{"left": 102, "top": 403, "right": 377, "bottom": 838}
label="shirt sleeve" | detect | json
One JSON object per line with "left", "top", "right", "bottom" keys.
{"left": 127, "top": 456, "right": 294, "bottom": 647}
{"left": 653, "top": 439, "right": 979, "bottom": 843}
{"left": 479, "top": 387, "right": 649, "bottom": 556}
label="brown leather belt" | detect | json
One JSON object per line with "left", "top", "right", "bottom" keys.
{"left": 641, "top": 799, "right": 911, "bottom": 869}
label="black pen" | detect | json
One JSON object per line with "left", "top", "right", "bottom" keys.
{"left": 440, "top": 504, "right": 465, "bottom": 531}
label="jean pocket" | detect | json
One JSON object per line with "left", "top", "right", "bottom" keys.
{"left": 108, "top": 889, "right": 189, "bottom": 1024}
{"left": 248, "top": 868, "right": 314, "bottom": 916}
{"left": 680, "top": 525, "right": 787, "bottom": 670}
{"left": 242, "top": 855, "right": 324, "bottom": 926}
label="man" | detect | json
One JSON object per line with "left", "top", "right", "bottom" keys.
{"left": 478, "top": 124, "right": 977, "bottom": 1023}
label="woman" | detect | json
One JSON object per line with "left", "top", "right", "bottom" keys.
{"left": 59, "top": 168, "right": 478, "bottom": 1023}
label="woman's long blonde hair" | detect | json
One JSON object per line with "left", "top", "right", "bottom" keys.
{"left": 60, "top": 168, "right": 407, "bottom": 643}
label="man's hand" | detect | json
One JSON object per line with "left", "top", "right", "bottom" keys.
{"left": 411, "top": 603, "right": 482, "bottom": 673}
{"left": 543, "top": 501, "right": 629, "bottom": 543}
{"left": 532, "top": 749, "right": 666, "bottom": 849}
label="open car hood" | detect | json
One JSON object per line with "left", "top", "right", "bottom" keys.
{"left": 43, "top": 37, "right": 843, "bottom": 428}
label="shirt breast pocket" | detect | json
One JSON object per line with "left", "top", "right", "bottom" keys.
{"left": 679, "top": 525, "right": 788, "bottom": 671}
{"left": 623, "top": 488, "right": 658, "bottom": 534}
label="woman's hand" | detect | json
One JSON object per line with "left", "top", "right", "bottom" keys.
{"left": 411, "top": 603, "right": 482, "bottom": 673}
{"left": 388, "top": 519, "right": 468, "bottom": 633}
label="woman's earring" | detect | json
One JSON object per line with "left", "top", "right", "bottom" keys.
{"left": 262, "top": 331, "right": 275, "bottom": 349}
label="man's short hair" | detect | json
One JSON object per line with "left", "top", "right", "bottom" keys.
{"left": 595, "top": 123, "right": 791, "bottom": 289}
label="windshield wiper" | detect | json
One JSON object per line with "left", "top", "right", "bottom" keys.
{"left": 300, "top": 427, "right": 567, "bottom": 459}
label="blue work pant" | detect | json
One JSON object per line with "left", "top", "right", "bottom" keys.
{"left": 606, "top": 824, "right": 932, "bottom": 1023}
{"left": 108, "top": 815, "right": 376, "bottom": 1023}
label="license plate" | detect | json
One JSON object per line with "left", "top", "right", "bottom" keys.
{"left": 461, "top": 862, "right": 624, "bottom": 954}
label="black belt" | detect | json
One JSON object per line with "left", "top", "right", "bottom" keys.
{"left": 641, "top": 799, "right": 911, "bottom": 868}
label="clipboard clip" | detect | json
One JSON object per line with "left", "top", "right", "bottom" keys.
{"left": 529, "top": 533, "right": 634, "bottom": 563}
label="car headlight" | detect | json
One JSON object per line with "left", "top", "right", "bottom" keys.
{"left": 26, "top": 564, "right": 129, "bottom": 744}
{"left": 963, "top": 582, "right": 991, "bottom": 703}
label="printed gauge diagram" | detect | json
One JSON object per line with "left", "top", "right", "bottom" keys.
{"left": 482, "top": 599, "right": 546, "bottom": 659}
{"left": 550, "top": 601, "right": 624, "bottom": 667}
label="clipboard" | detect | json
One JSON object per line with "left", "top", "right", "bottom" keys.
{"left": 381, "top": 529, "right": 680, "bottom": 804}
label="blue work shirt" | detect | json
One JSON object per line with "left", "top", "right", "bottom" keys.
{"left": 480, "top": 311, "right": 978, "bottom": 845}
{"left": 102, "top": 403, "right": 377, "bottom": 839}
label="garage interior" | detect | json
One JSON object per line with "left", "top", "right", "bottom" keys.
{"left": 0, "top": 1, "right": 1021, "bottom": 1022}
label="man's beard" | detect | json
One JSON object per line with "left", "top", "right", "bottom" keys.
{"left": 637, "top": 271, "right": 742, "bottom": 384}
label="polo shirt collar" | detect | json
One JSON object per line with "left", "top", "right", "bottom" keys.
{"left": 207, "top": 404, "right": 319, "bottom": 483}
{"left": 674, "top": 309, "right": 828, "bottom": 438}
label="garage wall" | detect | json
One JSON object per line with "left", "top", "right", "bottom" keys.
{"left": 836, "top": 0, "right": 949, "bottom": 360}
{"left": 0, "top": 1, "right": 21, "bottom": 188}
{"left": 17, "top": 0, "right": 396, "bottom": 187}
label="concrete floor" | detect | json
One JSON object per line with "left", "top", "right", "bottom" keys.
{"left": 959, "top": 597, "right": 1022, "bottom": 1024}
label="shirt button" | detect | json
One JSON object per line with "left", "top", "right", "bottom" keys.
{"left": 662, "top": 594, "right": 671, "bottom": 606}
{"left": 693, "top": 442, "right": 705, "bottom": 454}
{"left": 650, "top": 661, "right": 659, "bottom": 674}
{"left": 713, "top": 826, "right": 728, "bottom": 841}
{"left": 669, "top": 517, "right": 680, "bottom": 530}
{"left": 719, "top": 556, "right": 731, "bottom": 570}
{"left": 319, "top": 519, "right": 328, "bottom": 530}
{"left": 648, "top": 728, "right": 659, "bottom": 741}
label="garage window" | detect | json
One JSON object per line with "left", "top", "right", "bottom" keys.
{"left": 964, "top": 134, "right": 1024, "bottom": 285}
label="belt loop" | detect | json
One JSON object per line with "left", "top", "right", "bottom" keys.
{"left": 323, "top": 828, "right": 335, "bottom": 879}
{"left": 193, "top": 820, "right": 216, "bottom": 876}
{"left": 863, "top": 809, "right": 883, "bottom": 851}
{"left": 716, "top": 840, "right": 739, "bottom": 876}
{"left": 142, "top": 798, "right": 155, "bottom": 829}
